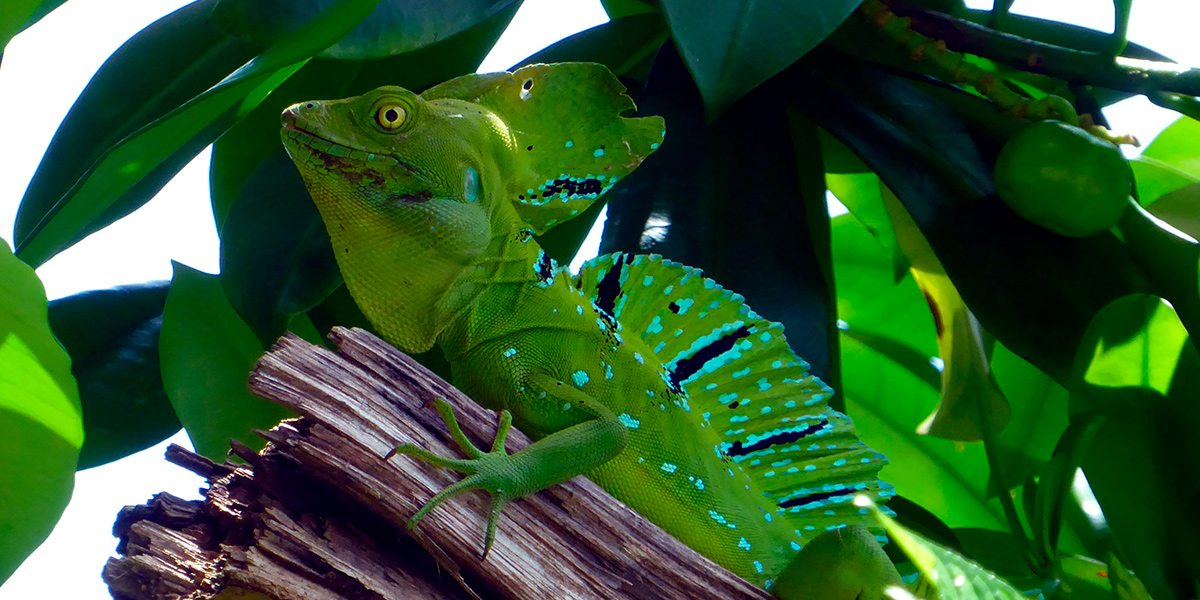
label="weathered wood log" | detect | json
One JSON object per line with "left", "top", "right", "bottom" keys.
{"left": 104, "top": 327, "right": 771, "bottom": 600}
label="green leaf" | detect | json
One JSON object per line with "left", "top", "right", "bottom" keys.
{"left": 1029, "top": 416, "right": 1102, "bottom": 564}
{"left": 1, "top": 0, "right": 42, "bottom": 50}
{"left": 0, "top": 241, "right": 81, "bottom": 585}
{"left": 1145, "top": 183, "right": 1200, "bottom": 241}
{"left": 599, "top": 0, "right": 655, "bottom": 20}
{"left": 659, "top": 0, "right": 861, "bottom": 118}
{"left": 863, "top": 497, "right": 1028, "bottom": 600}
{"left": 832, "top": 214, "right": 1007, "bottom": 531}
{"left": 839, "top": 322, "right": 941, "bottom": 392}
{"left": 212, "top": 0, "right": 520, "bottom": 60}
{"left": 15, "top": 0, "right": 383, "bottom": 267}
{"left": 220, "top": 149, "right": 341, "bottom": 344}
{"left": 599, "top": 45, "right": 841, "bottom": 390}
{"left": 794, "top": 49, "right": 1151, "bottom": 385}
{"left": 825, "top": 171, "right": 908, "bottom": 282}
{"left": 516, "top": 13, "right": 667, "bottom": 79}
{"left": 1130, "top": 157, "right": 1197, "bottom": 208}
{"left": 1140, "top": 117, "right": 1200, "bottom": 180}
{"left": 212, "top": 6, "right": 517, "bottom": 342}
{"left": 987, "top": 346, "right": 1069, "bottom": 492}
{"left": 47, "top": 281, "right": 180, "bottom": 469}
{"left": 1072, "top": 294, "right": 1200, "bottom": 600}
{"left": 160, "top": 263, "right": 291, "bottom": 460}
{"left": 14, "top": 0, "right": 256, "bottom": 261}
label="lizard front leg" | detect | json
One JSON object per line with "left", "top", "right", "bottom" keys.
{"left": 388, "top": 372, "right": 628, "bottom": 557}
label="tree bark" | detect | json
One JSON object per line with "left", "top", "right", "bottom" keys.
{"left": 103, "top": 327, "right": 772, "bottom": 600}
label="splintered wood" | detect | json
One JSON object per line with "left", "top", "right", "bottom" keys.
{"left": 103, "top": 327, "right": 770, "bottom": 600}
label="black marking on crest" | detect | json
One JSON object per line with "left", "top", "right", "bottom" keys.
{"left": 668, "top": 301, "right": 681, "bottom": 314}
{"left": 778, "top": 488, "right": 851, "bottom": 510}
{"left": 726, "top": 420, "right": 829, "bottom": 458}
{"left": 542, "top": 178, "right": 602, "bottom": 198}
{"left": 668, "top": 325, "right": 753, "bottom": 389}
{"left": 535, "top": 251, "right": 554, "bottom": 280}
{"left": 594, "top": 253, "right": 631, "bottom": 316}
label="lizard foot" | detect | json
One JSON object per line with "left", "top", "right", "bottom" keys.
{"left": 386, "top": 398, "right": 516, "bottom": 559}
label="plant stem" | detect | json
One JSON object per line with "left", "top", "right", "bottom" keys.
{"left": 887, "top": 2, "right": 1200, "bottom": 98}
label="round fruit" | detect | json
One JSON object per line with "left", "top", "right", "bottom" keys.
{"left": 993, "top": 120, "right": 1133, "bottom": 237}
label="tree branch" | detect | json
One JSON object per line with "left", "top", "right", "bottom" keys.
{"left": 888, "top": 2, "right": 1200, "bottom": 98}
{"left": 103, "top": 328, "right": 771, "bottom": 600}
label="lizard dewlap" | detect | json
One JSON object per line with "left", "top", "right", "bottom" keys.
{"left": 279, "top": 62, "right": 893, "bottom": 596}
{"left": 993, "top": 120, "right": 1133, "bottom": 237}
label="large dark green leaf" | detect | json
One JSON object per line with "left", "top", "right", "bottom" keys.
{"left": 600, "top": 44, "right": 840, "bottom": 390}
{"left": 13, "top": 0, "right": 255, "bottom": 261}
{"left": 659, "top": 0, "right": 861, "bottom": 118}
{"left": 0, "top": 241, "right": 81, "bottom": 584}
{"left": 212, "top": 6, "right": 516, "bottom": 343}
{"left": 212, "top": 0, "right": 519, "bottom": 59}
{"left": 220, "top": 150, "right": 341, "bottom": 344}
{"left": 517, "top": 13, "right": 666, "bottom": 78}
{"left": 15, "top": 0, "right": 382, "bottom": 267}
{"left": 47, "top": 281, "right": 180, "bottom": 469}
{"left": 1072, "top": 295, "right": 1200, "bottom": 600}
{"left": 159, "top": 263, "right": 291, "bottom": 460}
{"left": 791, "top": 48, "right": 1151, "bottom": 386}
{"left": 1, "top": 0, "right": 42, "bottom": 50}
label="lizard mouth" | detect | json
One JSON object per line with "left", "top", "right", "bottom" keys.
{"left": 282, "top": 125, "right": 433, "bottom": 205}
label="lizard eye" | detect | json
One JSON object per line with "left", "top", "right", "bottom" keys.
{"left": 375, "top": 104, "right": 407, "bottom": 131}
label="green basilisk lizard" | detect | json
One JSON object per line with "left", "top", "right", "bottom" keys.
{"left": 281, "top": 62, "right": 895, "bottom": 596}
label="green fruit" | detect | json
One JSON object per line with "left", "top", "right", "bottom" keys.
{"left": 994, "top": 120, "right": 1133, "bottom": 237}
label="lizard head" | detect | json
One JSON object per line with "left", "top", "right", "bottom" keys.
{"left": 281, "top": 86, "right": 517, "bottom": 352}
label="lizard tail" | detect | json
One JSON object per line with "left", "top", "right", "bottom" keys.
{"left": 575, "top": 252, "right": 895, "bottom": 539}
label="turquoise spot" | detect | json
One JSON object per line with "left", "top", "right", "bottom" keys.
{"left": 759, "top": 332, "right": 772, "bottom": 342}
{"left": 651, "top": 142, "right": 660, "bottom": 150}
{"left": 708, "top": 510, "right": 727, "bottom": 524}
{"left": 772, "top": 360, "right": 783, "bottom": 369}
{"left": 705, "top": 383, "right": 718, "bottom": 391}
{"left": 633, "top": 352, "right": 645, "bottom": 364}
{"left": 664, "top": 285, "right": 674, "bottom": 295}
{"left": 761, "top": 406, "right": 772, "bottom": 415}
{"left": 605, "top": 363, "right": 614, "bottom": 379}
{"left": 754, "top": 560, "right": 764, "bottom": 574}
{"left": 661, "top": 462, "right": 677, "bottom": 473}
{"left": 565, "top": 141, "right": 574, "bottom": 148}
{"left": 572, "top": 370, "right": 589, "bottom": 386}
{"left": 695, "top": 478, "right": 705, "bottom": 490}
{"left": 833, "top": 458, "right": 847, "bottom": 467}
{"left": 861, "top": 458, "right": 872, "bottom": 464}
{"left": 730, "top": 415, "right": 749, "bottom": 424}
{"left": 785, "top": 400, "right": 797, "bottom": 409}
{"left": 805, "top": 465, "right": 817, "bottom": 471}
{"left": 790, "top": 542, "right": 802, "bottom": 551}
{"left": 576, "top": 305, "right": 584, "bottom": 315}
{"left": 593, "top": 148, "right": 605, "bottom": 157}
{"left": 675, "top": 298, "right": 694, "bottom": 314}
{"left": 654, "top": 341, "right": 666, "bottom": 354}
{"left": 765, "top": 513, "right": 773, "bottom": 522}
{"left": 738, "top": 537, "right": 751, "bottom": 551}
{"left": 596, "top": 317, "right": 607, "bottom": 331}
{"left": 563, "top": 403, "right": 572, "bottom": 411}
{"left": 674, "top": 329, "right": 683, "bottom": 337}
{"left": 643, "top": 275, "right": 654, "bottom": 286}
{"left": 757, "top": 378, "right": 773, "bottom": 391}
{"left": 718, "top": 392, "right": 738, "bottom": 403}
{"left": 732, "top": 367, "right": 751, "bottom": 379}
{"left": 618, "top": 413, "right": 641, "bottom": 429}
{"left": 646, "top": 316, "right": 664, "bottom": 335}
{"left": 503, "top": 347, "right": 517, "bottom": 358}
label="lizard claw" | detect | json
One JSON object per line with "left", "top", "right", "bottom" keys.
{"left": 385, "top": 399, "right": 516, "bottom": 559}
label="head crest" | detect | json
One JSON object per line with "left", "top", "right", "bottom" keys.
{"left": 423, "top": 63, "right": 665, "bottom": 234}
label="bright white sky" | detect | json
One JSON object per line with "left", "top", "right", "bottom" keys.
{"left": 0, "top": 0, "right": 1196, "bottom": 597}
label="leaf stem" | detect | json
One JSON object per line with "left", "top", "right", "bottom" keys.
{"left": 886, "top": 2, "right": 1200, "bottom": 98}
{"left": 975, "top": 377, "right": 1051, "bottom": 577}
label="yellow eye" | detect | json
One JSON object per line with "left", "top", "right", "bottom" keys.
{"left": 375, "top": 104, "right": 407, "bottom": 130}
